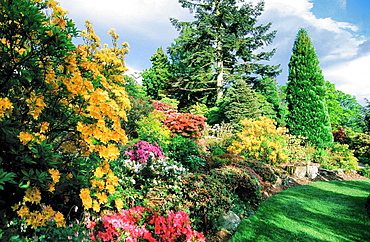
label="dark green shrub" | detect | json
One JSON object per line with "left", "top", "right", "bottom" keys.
{"left": 122, "top": 96, "right": 154, "bottom": 139}
{"left": 240, "top": 160, "right": 278, "bottom": 184}
{"left": 345, "top": 131, "right": 370, "bottom": 164}
{"left": 177, "top": 174, "right": 234, "bottom": 234}
{"left": 211, "top": 165, "right": 263, "bottom": 206}
{"left": 358, "top": 165, "right": 370, "bottom": 179}
{"left": 166, "top": 135, "right": 205, "bottom": 171}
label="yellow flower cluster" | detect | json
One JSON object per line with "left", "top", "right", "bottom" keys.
{"left": 47, "top": 168, "right": 60, "bottom": 192}
{"left": 80, "top": 161, "right": 120, "bottom": 212}
{"left": 26, "top": 91, "right": 47, "bottom": 120}
{"left": 228, "top": 116, "right": 289, "bottom": 164}
{"left": 0, "top": 97, "right": 13, "bottom": 120}
{"left": 15, "top": 204, "right": 66, "bottom": 228}
{"left": 23, "top": 187, "right": 42, "bottom": 204}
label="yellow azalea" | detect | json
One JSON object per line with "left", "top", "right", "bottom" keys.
{"left": 66, "top": 173, "right": 73, "bottom": 179}
{"left": 91, "top": 178, "right": 105, "bottom": 191}
{"left": 47, "top": 183, "right": 55, "bottom": 192}
{"left": 92, "top": 200, "right": 100, "bottom": 212}
{"left": 95, "top": 192, "right": 108, "bottom": 204}
{"left": 79, "top": 188, "right": 92, "bottom": 210}
{"left": 26, "top": 91, "right": 46, "bottom": 120}
{"left": 106, "top": 184, "right": 116, "bottom": 195}
{"left": 42, "top": 205, "right": 56, "bottom": 218}
{"left": 26, "top": 211, "right": 46, "bottom": 229}
{"left": 18, "top": 131, "right": 33, "bottom": 145}
{"left": 54, "top": 211, "right": 66, "bottom": 227}
{"left": 93, "top": 166, "right": 104, "bottom": 179}
{"left": 23, "top": 187, "right": 41, "bottom": 204}
{"left": 0, "top": 97, "right": 13, "bottom": 120}
{"left": 39, "top": 122, "right": 49, "bottom": 133}
{"left": 16, "top": 205, "right": 29, "bottom": 218}
{"left": 115, "top": 199, "right": 123, "bottom": 210}
{"left": 48, "top": 168, "right": 60, "bottom": 183}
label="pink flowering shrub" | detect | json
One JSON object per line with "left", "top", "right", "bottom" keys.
{"left": 124, "top": 141, "right": 164, "bottom": 164}
{"left": 151, "top": 100, "right": 177, "bottom": 114}
{"left": 87, "top": 206, "right": 205, "bottom": 242}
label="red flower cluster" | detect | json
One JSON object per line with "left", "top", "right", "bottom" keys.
{"left": 87, "top": 206, "right": 205, "bottom": 242}
{"left": 164, "top": 113, "right": 207, "bottom": 138}
{"left": 151, "top": 101, "right": 207, "bottom": 138}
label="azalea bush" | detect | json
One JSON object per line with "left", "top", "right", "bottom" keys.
{"left": 164, "top": 113, "right": 207, "bottom": 138}
{"left": 228, "top": 116, "right": 289, "bottom": 164}
{"left": 87, "top": 206, "right": 205, "bottom": 242}
{"left": 0, "top": 0, "right": 131, "bottom": 238}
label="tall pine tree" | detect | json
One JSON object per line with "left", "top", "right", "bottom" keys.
{"left": 142, "top": 47, "right": 172, "bottom": 100}
{"left": 286, "top": 29, "right": 333, "bottom": 146}
{"left": 168, "top": 0, "right": 280, "bottom": 109}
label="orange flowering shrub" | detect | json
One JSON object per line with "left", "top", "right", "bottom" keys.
{"left": 228, "top": 116, "right": 289, "bottom": 164}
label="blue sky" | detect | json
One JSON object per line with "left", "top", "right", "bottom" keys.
{"left": 58, "top": 0, "right": 370, "bottom": 105}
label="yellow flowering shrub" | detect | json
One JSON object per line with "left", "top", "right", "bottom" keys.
{"left": 0, "top": 0, "right": 131, "bottom": 237}
{"left": 228, "top": 116, "right": 289, "bottom": 164}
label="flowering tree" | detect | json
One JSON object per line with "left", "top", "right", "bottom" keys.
{"left": 0, "top": 0, "right": 130, "bottom": 235}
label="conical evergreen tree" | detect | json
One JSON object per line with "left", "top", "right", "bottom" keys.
{"left": 286, "top": 29, "right": 333, "bottom": 146}
{"left": 142, "top": 47, "right": 172, "bottom": 100}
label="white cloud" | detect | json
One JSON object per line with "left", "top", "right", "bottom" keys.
{"left": 60, "top": 0, "right": 192, "bottom": 40}
{"left": 323, "top": 54, "right": 370, "bottom": 104}
{"left": 254, "top": 0, "right": 368, "bottom": 103}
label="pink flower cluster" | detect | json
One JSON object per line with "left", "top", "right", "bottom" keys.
{"left": 87, "top": 206, "right": 205, "bottom": 242}
{"left": 124, "top": 141, "right": 164, "bottom": 164}
{"left": 150, "top": 100, "right": 177, "bottom": 114}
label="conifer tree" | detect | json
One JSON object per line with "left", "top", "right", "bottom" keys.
{"left": 254, "top": 77, "right": 286, "bottom": 126}
{"left": 168, "top": 0, "right": 280, "bottom": 109}
{"left": 142, "top": 47, "right": 172, "bottom": 100}
{"left": 286, "top": 29, "right": 333, "bottom": 146}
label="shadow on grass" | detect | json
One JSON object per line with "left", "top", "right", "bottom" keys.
{"left": 229, "top": 180, "right": 370, "bottom": 242}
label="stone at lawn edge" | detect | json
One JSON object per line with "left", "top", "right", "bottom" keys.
{"left": 306, "top": 166, "right": 319, "bottom": 179}
{"left": 218, "top": 211, "right": 241, "bottom": 231}
{"left": 286, "top": 165, "right": 307, "bottom": 178}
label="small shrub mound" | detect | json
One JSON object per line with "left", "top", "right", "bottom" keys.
{"left": 211, "top": 165, "right": 263, "bottom": 205}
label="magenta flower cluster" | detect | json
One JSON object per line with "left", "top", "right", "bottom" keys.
{"left": 124, "top": 141, "right": 164, "bottom": 164}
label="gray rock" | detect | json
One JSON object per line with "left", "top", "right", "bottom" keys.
{"left": 286, "top": 165, "right": 307, "bottom": 178}
{"left": 306, "top": 166, "right": 319, "bottom": 179}
{"left": 218, "top": 211, "right": 241, "bottom": 231}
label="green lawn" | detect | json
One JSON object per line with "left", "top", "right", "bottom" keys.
{"left": 229, "top": 180, "right": 370, "bottom": 242}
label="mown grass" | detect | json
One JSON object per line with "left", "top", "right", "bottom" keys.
{"left": 229, "top": 180, "right": 370, "bottom": 242}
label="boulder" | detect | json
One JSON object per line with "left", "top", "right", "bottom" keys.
{"left": 306, "top": 166, "right": 319, "bottom": 179}
{"left": 218, "top": 211, "right": 241, "bottom": 231}
{"left": 286, "top": 165, "right": 307, "bottom": 178}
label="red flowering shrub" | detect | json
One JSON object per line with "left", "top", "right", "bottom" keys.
{"left": 87, "top": 206, "right": 205, "bottom": 242}
{"left": 164, "top": 113, "right": 207, "bottom": 138}
{"left": 150, "top": 100, "right": 207, "bottom": 138}
{"left": 332, "top": 128, "right": 346, "bottom": 144}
